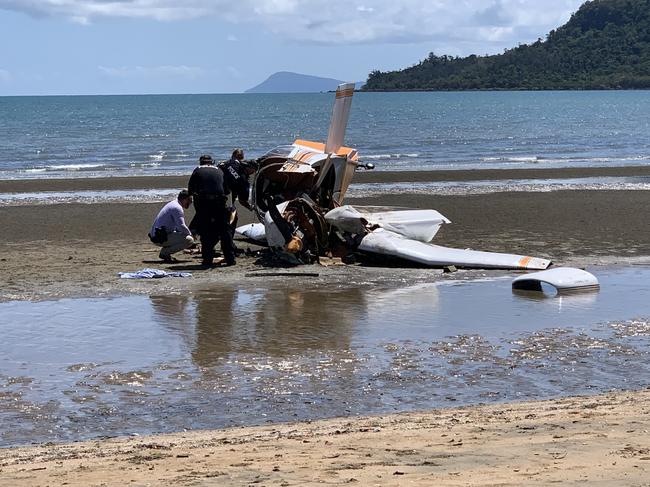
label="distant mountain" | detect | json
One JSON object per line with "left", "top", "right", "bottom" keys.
{"left": 364, "top": 0, "right": 650, "bottom": 91}
{"left": 246, "top": 72, "right": 360, "bottom": 93}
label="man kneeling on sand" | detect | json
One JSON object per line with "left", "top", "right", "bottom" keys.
{"left": 149, "top": 190, "right": 195, "bottom": 263}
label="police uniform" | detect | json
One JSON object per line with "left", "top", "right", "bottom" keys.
{"left": 219, "top": 157, "right": 253, "bottom": 246}
{"left": 188, "top": 164, "right": 236, "bottom": 266}
{"left": 220, "top": 157, "right": 252, "bottom": 209}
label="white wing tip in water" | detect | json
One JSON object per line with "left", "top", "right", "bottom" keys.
{"left": 512, "top": 267, "right": 599, "bottom": 293}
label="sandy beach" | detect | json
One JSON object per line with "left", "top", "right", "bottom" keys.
{"left": 1, "top": 166, "right": 650, "bottom": 485}
{"left": 1, "top": 389, "right": 648, "bottom": 486}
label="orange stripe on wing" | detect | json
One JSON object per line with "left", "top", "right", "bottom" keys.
{"left": 294, "top": 139, "right": 325, "bottom": 152}
{"left": 290, "top": 149, "right": 318, "bottom": 163}
{"left": 300, "top": 150, "right": 317, "bottom": 162}
{"left": 518, "top": 256, "right": 532, "bottom": 268}
{"left": 294, "top": 140, "right": 358, "bottom": 159}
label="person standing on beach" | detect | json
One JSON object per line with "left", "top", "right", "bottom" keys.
{"left": 188, "top": 154, "right": 236, "bottom": 267}
{"left": 219, "top": 148, "right": 257, "bottom": 251}
{"left": 149, "top": 190, "right": 195, "bottom": 263}
{"left": 220, "top": 148, "right": 256, "bottom": 212}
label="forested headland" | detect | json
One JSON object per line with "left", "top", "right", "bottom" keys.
{"left": 363, "top": 0, "right": 650, "bottom": 91}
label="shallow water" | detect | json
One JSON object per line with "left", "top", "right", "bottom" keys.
{"left": 1, "top": 266, "right": 649, "bottom": 446}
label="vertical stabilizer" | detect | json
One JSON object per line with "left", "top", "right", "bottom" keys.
{"left": 325, "top": 82, "right": 355, "bottom": 154}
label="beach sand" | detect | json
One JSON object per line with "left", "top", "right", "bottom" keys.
{"left": 1, "top": 166, "right": 649, "bottom": 485}
{"left": 0, "top": 390, "right": 648, "bottom": 486}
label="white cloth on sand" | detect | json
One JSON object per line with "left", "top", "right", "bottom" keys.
{"left": 118, "top": 268, "right": 192, "bottom": 279}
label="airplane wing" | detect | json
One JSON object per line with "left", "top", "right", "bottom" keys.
{"left": 325, "top": 205, "right": 450, "bottom": 242}
{"left": 358, "top": 229, "right": 551, "bottom": 270}
{"left": 326, "top": 205, "right": 551, "bottom": 270}
{"left": 239, "top": 204, "right": 552, "bottom": 270}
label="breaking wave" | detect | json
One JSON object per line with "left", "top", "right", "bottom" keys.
{"left": 147, "top": 151, "right": 166, "bottom": 161}
{"left": 362, "top": 153, "right": 420, "bottom": 160}
{"left": 0, "top": 188, "right": 177, "bottom": 206}
{"left": 34, "top": 163, "right": 107, "bottom": 171}
{"left": 479, "top": 155, "right": 650, "bottom": 166}
{"left": 348, "top": 177, "right": 650, "bottom": 197}
{"left": 482, "top": 156, "right": 540, "bottom": 163}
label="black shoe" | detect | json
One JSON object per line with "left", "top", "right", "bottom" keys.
{"left": 223, "top": 259, "right": 236, "bottom": 267}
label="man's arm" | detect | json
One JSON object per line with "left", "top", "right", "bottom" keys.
{"left": 172, "top": 205, "right": 192, "bottom": 236}
{"left": 178, "top": 214, "right": 192, "bottom": 236}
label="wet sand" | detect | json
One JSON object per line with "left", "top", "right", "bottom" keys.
{"left": 2, "top": 166, "right": 650, "bottom": 301}
{"left": 1, "top": 166, "right": 650, "bottom": 485}
{"left": 0, "top": 389, "right": 648, "bottom": 486}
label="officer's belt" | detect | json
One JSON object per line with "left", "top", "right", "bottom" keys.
{"left": 197, "top": 193, "right": 225, "bottom": 201}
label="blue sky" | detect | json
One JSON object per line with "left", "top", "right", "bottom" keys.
{"left": 0, "top": 0, "right": 584, "bottom": 96}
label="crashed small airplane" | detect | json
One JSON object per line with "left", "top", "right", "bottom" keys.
{"left": 236, "top": 83, "right": 551, "bottom": 271}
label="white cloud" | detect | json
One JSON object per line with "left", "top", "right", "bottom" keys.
{"left": 0, "top": 0, "right": 585, "bottom": 49}
{"left": 0, "top": 68, "right": 10, "bottom": 82}
{"left": 0, "top": 0, "right": 212, "bottom": 23}
{"left": 98, "top": 65, "right": 205, "bottom": 79}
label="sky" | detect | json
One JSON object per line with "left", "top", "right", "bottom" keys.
{"left": 0, "top": 0, "right": 585, "bottom": 96}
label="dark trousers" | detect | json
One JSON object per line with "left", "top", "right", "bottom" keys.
{"left": 227, "top": 205, "right": 239, "bottom": 250}
{"left": 194, "top": 198, "right": 235, "bottom": 264}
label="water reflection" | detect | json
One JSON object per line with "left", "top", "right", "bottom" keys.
{"left": 150, "top": 293, "right": 194, "bottom": 346}
{"left": 245, "top": 286, "right": 364, "bottom": 352}
{"left": 512, "top": 288, "right": 600, "bottom": 306}
{"left": 192, "top": 289, "right": 238, "bottom": 366}
{"left": 2, "top": 267, "right": 650, "bottom": 447}
{"left": 149, "top": 285, "right": 367, "bottom": 367}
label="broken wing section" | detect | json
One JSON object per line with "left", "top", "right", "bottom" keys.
{"left": 326, "top": 205, "right": 451, "bottom": 242}
{"left": 359, "top": 229, "right": 551, "bottom": 270}
{"left": 325, "top": 205, "right": 551, "bottom": 270}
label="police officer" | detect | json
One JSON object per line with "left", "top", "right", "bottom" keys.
{"left": 219, "top": 148, "right": 257, "bottom": 251}
{"left": 220, "top": 148, "right": 256, "bottom": 211}
{"left": 188, "top": 154, "right": 236, "bottom": 267}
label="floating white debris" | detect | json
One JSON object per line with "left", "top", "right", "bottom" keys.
{"left": 512, "top": 267, "right": 599, "bottom": 293}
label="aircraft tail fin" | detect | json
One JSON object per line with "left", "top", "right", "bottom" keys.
{"left": 325, "top": 82, "right": 355, "bottom": 154}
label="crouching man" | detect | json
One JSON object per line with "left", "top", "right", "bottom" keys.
{"left": 149, "top": 189, "right": 195, "bottom": 263}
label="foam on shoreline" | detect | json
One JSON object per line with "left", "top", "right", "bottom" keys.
{"left": 2, "top": 164, "right": 650, "bottom": 196}
{"left": 3, "top": 175, "right": 650, "bottom": 206}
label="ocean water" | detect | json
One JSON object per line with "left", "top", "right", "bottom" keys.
{"left": 1, "top": 91, "right": 650, "bottom": 180}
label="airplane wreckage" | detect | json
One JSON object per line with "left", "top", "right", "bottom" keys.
{"left": 236, "top": 83, "right": 596, "bottom": 289}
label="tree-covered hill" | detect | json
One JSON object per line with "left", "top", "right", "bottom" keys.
{"left": 363, "top": 0, "right": 650, "bottom": 91}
